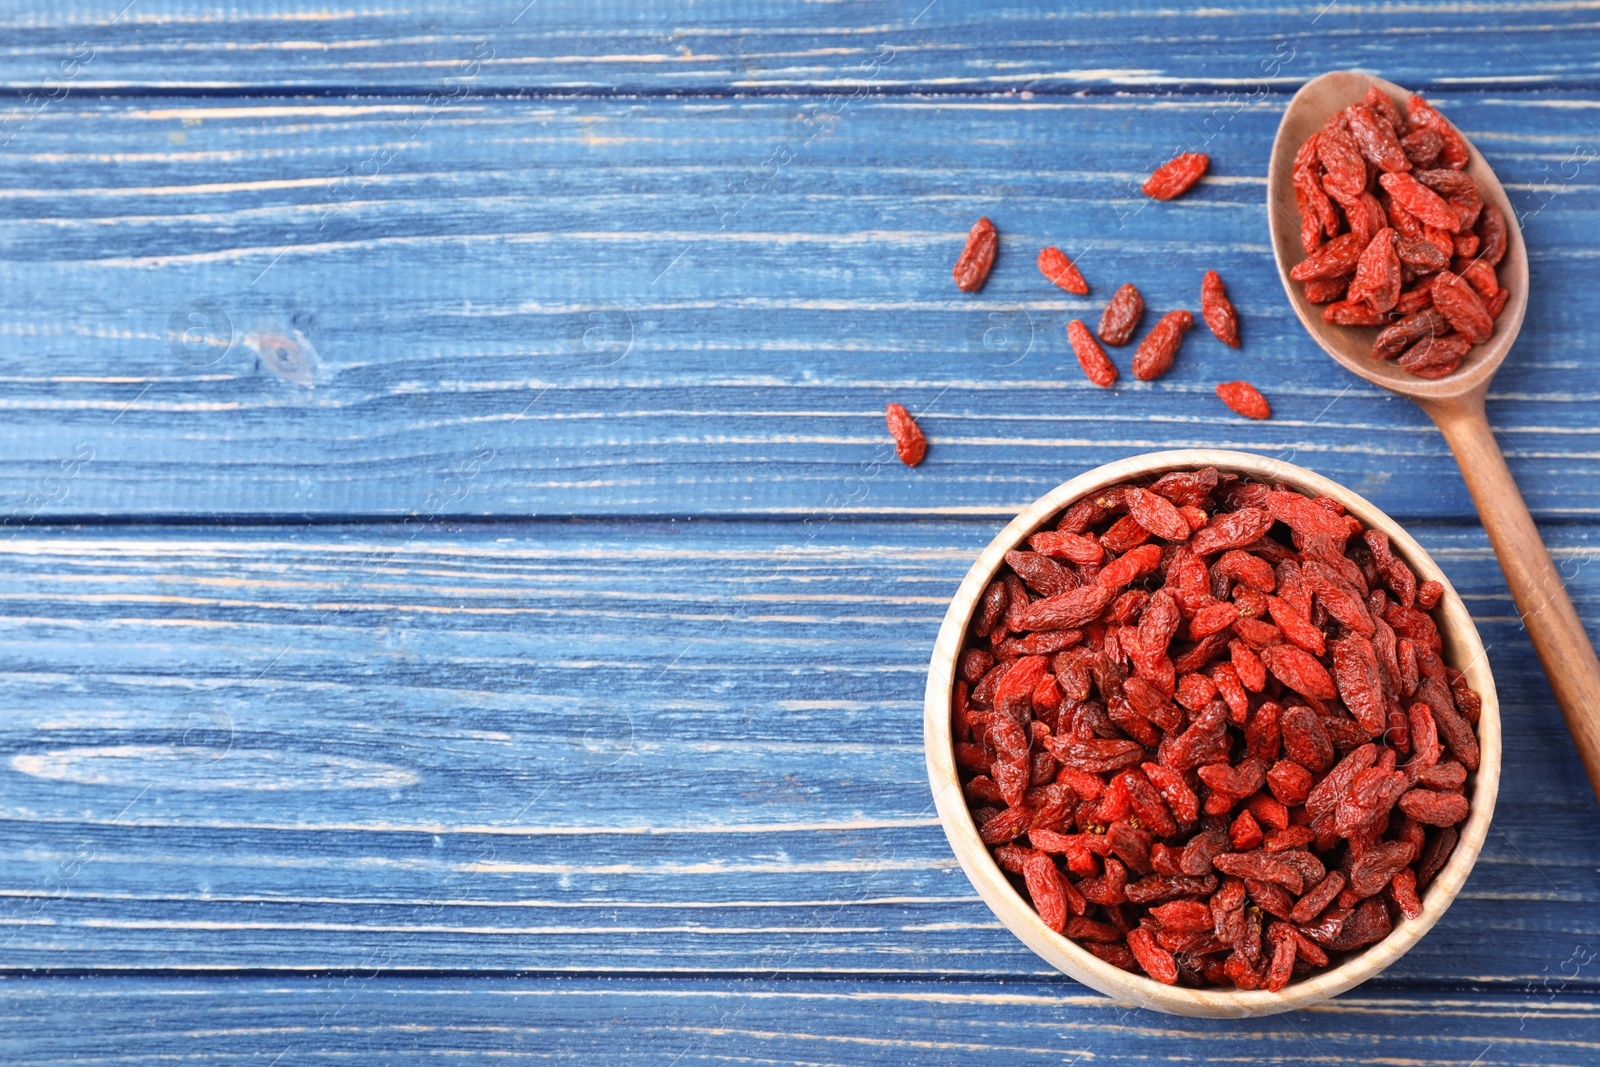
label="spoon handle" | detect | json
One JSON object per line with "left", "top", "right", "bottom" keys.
{"left": 1426, "top": 397, "right": 1600, "bottom": 806}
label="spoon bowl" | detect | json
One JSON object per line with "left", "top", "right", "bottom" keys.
{"left": 1266, "top": 70, "right": 1528, "bottom": 402}
{"left": 1268, "top": 71, "right": 1600, "bottom": 808}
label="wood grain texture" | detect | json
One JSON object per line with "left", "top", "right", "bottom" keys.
{"left": 6, "top": 0, "right": 1600, "bottom": 1055}
{"left": 6, "top": 976, "right": 1600, "bottom": 1066}
{"left": 0, "top": 519, "right": 1591, "bottom": 984}
{"left": 0, "top": 93, "right": 1598, "bottom": 520}
{"left": 4, "top": 0, "right": 1600, "bottom": 93}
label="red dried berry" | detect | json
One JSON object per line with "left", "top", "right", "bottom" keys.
{"left": 1038, "top": 246, "right": 1089, "bottom": 295}
{"left": 1477, "top": 204, "right": 1507, "bottom": 267}
{"left": 884, "top": 403, "right": 926, "bottom": 467}
{"left": 1322, "top": 299, "right": 1398, "bottom": 327}
{"left": 1124, "top": 487, "right": 1190, "bottom": 542}
{"left": 1291, "top": 233, "right": 1366, "bottom": 282}
{"left": 1023, "top": 852, "right": 1070, "bottom": 933}
{"left": 1142, "top": 152, "right": 1209, "bottom": 200}
{"left": 1200, "top": 270, "right": 1241, "bottom": 348}
{"left": 1398, "top": 788, "right": 1470, "bottom": 827}
{"left": 1067, "top": 320, "right": 1117, "bottom": 388}
{"left": 1132, "top": 310, "right": 1194, "bottom": 382}
{"left": 1345, "top": 102, "right": 1410, "bottom": 173}
{"left": 1215, "top": 381, "right": 1270, "bottom": 420}
{"left": 1430, "top": 270, "right": 1494, "bottom": 344}
{"left": 1407, "top": 95, "right": 1470, "bottom": 169}
{"left": 1302, "top": 274, "right": 1350, "bottom": 304}
{"left": 1318, "top": 124, "right": 1368, "bottom": 204}
{"left": 1098, "top": 284, "right": 1145, "bottom": 347}
{"left": 1372, "top": 309, "right": 1449, "bottom": 361}
{"left": 953, "top": 216, "right": 997, "bottom": 293}
{"left": 1402, "top": 127, "right": 1443, "bottom": 168}
{"left": 1347, "top": 228, "right": 1402, "bottom": 312}
{"left": 1379, "top": 172, "right": 1460, "bottom": 233}
{"left": 1398, "top": 333, "right": 1472, "bottom": 379}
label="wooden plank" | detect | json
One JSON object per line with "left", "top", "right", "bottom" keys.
{"left": 4, "top": 0, "right": 1600, "bottom": 94}
{"left": 1, "top": 93, "right": 1598, "bottom": 520}
{"left": 0, "top": 519, "right": 1596, "bottom": 982}
{"left": 5, "top": 975, "right": 1600, "bottom": 1065}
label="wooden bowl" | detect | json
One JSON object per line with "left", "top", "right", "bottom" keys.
{"left": 923, "top": 449, "right": 1500, "bottom": 1018}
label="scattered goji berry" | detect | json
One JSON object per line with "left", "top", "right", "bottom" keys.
{"left": 953, "top": 216, "right": 997, "bottom": 292}
{"left": 1038, "top": 246, "right": 1089, "bottom": 294}
{"left": 1200, "top": 270, "right": 1241, "bottom": 348}
{"left": 1067, "top": 319, "right": 1117, "bottom": 388}
{"left": 1215, "top": 381, "right": 1270, "bottom": 420}
{"left": 884, "top": 403, "right": 926, "bottom": 466}
{"left": 1143, "top": 152, "right": 1209, "bottom": 200}
{"left": 1132, "top": 310, "right": 1193, "bottom": 381}
{"left": 1098, "top": 283, "right": 1145, "bottom": 347}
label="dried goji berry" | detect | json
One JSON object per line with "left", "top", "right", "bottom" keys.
{"left": 1398, "top": 788, "right": 1470, "bottom": 827}
{"left": 1302, "top": 274, "right": 1350, "bottom": 303}
{"left": 1290, "top": 232, "right": 1366, "bottom": 282}
{"left": 1318, "top": 124, "right": 1368, "bottom": 204}
{"left": 884, "top": 403, "right": 926, "bottom": 466}
{"left": 1024, "top": 851, "right": 1070, "bottom": 932}
{"left": 1390, "top": 866, "right": 1422, "bottom": 920}
{"left": 1142, "top": 152, "right": 1209, "bottom": 201}
{"left": 1200, "top": 270, "right": 1241, "bottom": 348}
{"left": 1098, "top": 283, "right": 1145, "bottom": 347}
{"left": 1415, "top": 168, "right": 1482, "bottom": 229}
{"left": 1347, "top": 228, "right": 1402, "bottom": 312}
{"left": 1379, "top": 172, "right": 1460, "bottom": 233}
{"left": 1349, "top": 839, "right": 1418, "bottom": 899}
{"left": 1132, "top": 310, "right": 1194, "bottom": 381}
{"left": 1097, "top": 544, "right": 1164, "bottom": 591}
{"left": 1372, "top": 309, "right": 1448, "bottom": 361}
{"left": 1430, "top": 270, "right": 1494, "bottom": 344}
{"left": 1124, "top": 487, "right": 1190, "bottom": 543}
{"left": 1215, "top": 381, "right": 1270, "bottom": 420}
{"left": 1190, "top": 507, "right": 1274, "bottom": 557}
{"left": 1401, "top": 126, "right": 1443, "bottom": 168}
{"left": 1417, "top": 580, "right": 1444, "bottom": 611}
{"left": 1406, "top": 94, "right": 1470, "bottom": 168}
{"left": 1019, "top": 584, "right": 1114, "bottom": 632}
{"left": 1345, "top": 102, "right": 1410, "bottom": 173}
{"left": 1477, "top": 204, "right": 1507, "bottom": 267}
{"left": 1398, "top": 333, "right": 1471, "bottom": 379}
{"left": 1261, "top": 645, "right": 1338, "bottom": 701}
{"left": 953, "top": 216, "right": 997, "bottom": 292}
{"left": 1038, "top": 246, "right": 1089, "bottom": 294}
{"left": 1459, "top": 258, "right": 1497, "bottom": 300}
{"left": 1066, "top": 319, "right": 1117, "bottom": 388}
{"left": 1331, "top": 635, "right": 1387, "bottom": 737}
{"left": 1322, "top": 299, "right": 1398, "bottom": 327}
{"left": 1395, "top": 234, "right": 1450, "bottom": 274}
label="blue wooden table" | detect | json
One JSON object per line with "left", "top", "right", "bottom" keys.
{"left": 3, "top": 1, "right": 1600, "bottom": 1062}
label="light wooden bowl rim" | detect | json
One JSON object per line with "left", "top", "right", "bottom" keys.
{"left": 922, "top": 449, "right": 1501, "bottom": 1018}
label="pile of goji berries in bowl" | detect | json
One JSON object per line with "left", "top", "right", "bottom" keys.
{"left": 922, "top": 450, "right": 1499, "bottom": 1018}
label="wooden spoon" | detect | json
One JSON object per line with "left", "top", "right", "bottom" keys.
{"left": 1268, "top": 70, "right": 1600, "bottom": 806}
